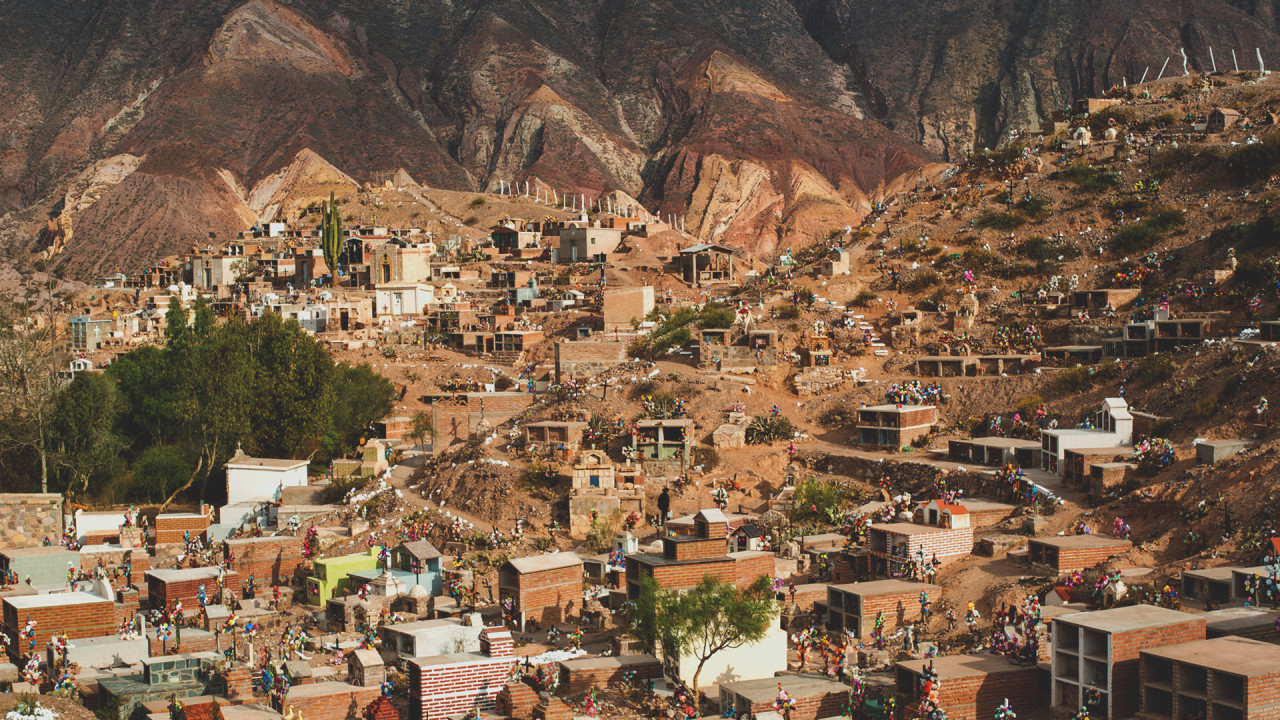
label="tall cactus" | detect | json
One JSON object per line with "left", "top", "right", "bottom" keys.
{"left": 321, "top": 191, "right": 343, "bottom": 284}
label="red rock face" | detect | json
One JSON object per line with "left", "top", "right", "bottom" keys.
{"left": 1, "top": 0, "right": 1277, "bottom": 272}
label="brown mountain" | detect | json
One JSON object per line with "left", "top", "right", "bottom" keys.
{"left": 1, "top": 0, "right": 1278, "bottom": 274}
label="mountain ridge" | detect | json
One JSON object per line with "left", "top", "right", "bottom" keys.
{"left": 2, "top": 0, "right": 1279, "bottom": 274}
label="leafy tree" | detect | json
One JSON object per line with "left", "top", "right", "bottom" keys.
{"left": 48, "top": 372, "right": 125, "bottom": 500}
{"left": 107, "top": 346, "right": 179, "bottom": 449}
{"left": 630, "top": 574, "right": 776, "bottom": 699}
{"left": 132, "top": 444, "right": 195, "bottom": 504}
{"left": 18, "top": 299, "right": 394, "bottom": 504}
{"left": 245, "top": 311, "right": 334, "bottom": 458}
{"left": 182, "top": 313, "right": 253, "bottom": 503}
{"left": 407, "top": 410, "right": 436, "bottom": 449}
{"left": 325, "top": 363, "right": 397, "bottom": 456}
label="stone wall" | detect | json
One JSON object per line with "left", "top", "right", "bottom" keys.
{"left": 0, "top": 493, "right": 62, "bottom": 550}
{"left": 555, "top": 340, "right": 629, "bottom": 382}
{"left": 800, "top": 453, "right": 1016, "bottom": 504}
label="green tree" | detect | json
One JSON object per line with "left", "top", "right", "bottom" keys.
{"left": 325, "top": 363, "right": 397, "bottom": 456}
{"left": 107, "top": 345, "right": 179, "bottom": 449}
{"left": 132, "top": 444, "right": 195, "bottom": 504}
{"left": 48, "top": 372, "right": 125, "bottom": 500}
{"left": 245, "top": 311, "right": 334, "bottom": 458}
{"left": 182, "top": 315, "right": 253, "bottom": 504}
{"left": 407, "top": 410, "right": 436, "bottom": 450}
{"left": 630, "top": 574, "right": 776, "bottom": 700}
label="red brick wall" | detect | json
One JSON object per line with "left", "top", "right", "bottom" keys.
{"left": 668, "top": 537, "right": 725, "bottom": 561}
{"left": 409, "top": 655, "right": 515, "bottom": 720}
{"left": 647, "top": 561, "right": 735, "bottom": 593}
{"left": 901, "top": 666, "right": 1043, "bottom": 720}
{"left": 149, "top": 571, "right": 241, "bottom": 612}
{"left": 1248, "top": 673, "right": 1280, "bottom": 718}
{"left": 1210, "top": 623, "right": 1280, "bottom": 644}
{"left": 223, "top": 666, "right": 255, "bottom": 701}
{"left": 496, "top": 682, "right": 540, "bottom": 719}
{"left": 967, "top": 507, "right": 1014, "bottom": 528}
{"left": 732, "top": 553, "right": 774, "bottom": 585}
{"left": 739, "top": 689, "right": 844, "bottom": 720}
{"left": 224, "top": 536, "right": 306, "bottom": 585}
{"left": 2, "top": 596, "right": 116, "bottom": 654}
{"left": 899, "top": 407, "right": 936, "bottom": 427}
{"left": 432, "top": 393, "right": 536, "bottom": 446}
{"left": 285, "top": 684, "right": 381, "bottom": 720}
{"left": 1057, "top": 544, "right": 1130, "bottom": 571}
{"left": 855, "top": 588, "right": 939, "bottom": 635}
{"left": 789, "top": 585, "right": 828, "bottom": 612}
{"left": 80, "top": 548, "right": 149, "bottom": 590}
{"left": 147, "top": 631, "right": 220, "bottom": 656}
{"left": 1110, "top": 619, "right": 1206, "bottom": 720}
{"left": 115, "top": 592, "right": 140, "bottom": 628}
{"left": 558, "top": 657, "right": 663, "bottom": 694}
{"left": 153, "top": 514, "right": 212, "bottom": 546}
{"left": 505, "top": 564, "right": 582, "bottom": 619}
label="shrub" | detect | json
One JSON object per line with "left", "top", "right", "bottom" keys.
{"left": 470, "top": 196, "right": 487, "bottom": 208}
{"left": 975, "top": 211, "right": 1020, "bottom": 230}
{"left": 1089, "top": 106, "right": 1136, "bottom": 133}
{"left": 518, "top": 462, "right": 568, "bottom": 499}
{"left": 648, "top": 326, "right": 691, "bottom": 355}
{"left": 1055, "top": 161, "right": 1119, "bottom": 192}
{"left": 584, "top": 414, "right": 618, "bottom": 449}
{"left": 1110, "top": 223, "right": 1161, "bottom": 253}
{"left": 1133, "top": 354, "right": 1176, "bottom": 384}
{"left": 698, "top": 303, "right": 736, "bottom": 329}
{"left": 1108, "top": 196, "right": 1148, "bottom": 215}
{"left": 903, "top": 269, "right": 942, "bottom": 293}
{"left": 1210, "top": 213, "right": 1280, "bottom": 252}
{"left": 776, "top": 303, "right": 802, "bottom": 320}
{"left": 1225, "top": 133, "right": 1280, "bottom": 182}
{"left": 745, "top": 415, "right": 796, "bottom": 444}
{"left": 1016, "top": 195, "right": 1052, "bottom": 223}
{"left": 1016, "top": 394, "right": 1044, "bottom": 418}
{"left": 970, "top": 142, "right": 1029, "bottom": 171}
{"left": 1234, "top": 254, "right": 1275, "bottom": 287}
{"left": 962, "top": 247, "right": 1004, "bottom": 273}
{"left": 692, "top": 446, "right": 720, "bottom": 472}
{"left": 629, "top": 379, "right": 659, "bottom": 400}
{"left": 819, "top": 408, "right": 858, "bottom": 428}
{"left": 1052, "top": 366, "right": 1094, "bottom": 396}
{"left": 850, "top": 289, "right": 878, "bottom": 307}
{"left": 790, "top": 479, "right": 850, "bottom": 525}
{"left": 585, "top": 512, "right": 622, "bottom": 552}
{"left": 640, "top": 390, "right": 681, "bottom": 419}
{"left": 1017, "top": 236, "right": 1081, "bottom": 266}
{"left": 1109, "top": 207, "right": 1183, "bottom": 253}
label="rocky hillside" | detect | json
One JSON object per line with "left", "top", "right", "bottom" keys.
{"left": 2, "top": 0, "right": 1279, "bottom": 275}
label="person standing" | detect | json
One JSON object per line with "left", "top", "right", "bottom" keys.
{"left": 657, "top": 487, "right": 671, "bottom": 529}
